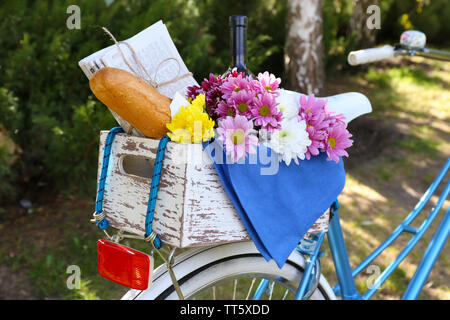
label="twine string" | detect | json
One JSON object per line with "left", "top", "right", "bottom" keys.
{"left": 101, "top": 27, "right": 192, "bottom": 89}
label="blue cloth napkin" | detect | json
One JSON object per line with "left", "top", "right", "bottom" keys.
{"left": 204, "top": 141, "right": 346, "bottom": 268}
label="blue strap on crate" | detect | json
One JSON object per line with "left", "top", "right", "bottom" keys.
{"left": 93, "top": 127, "right": 169, "bottom": 249}
{"left": 144, "top": 135, "right": 170, "bottom": 249}
{"left": 93, "top": 126, "right": 124, "bottom": 230}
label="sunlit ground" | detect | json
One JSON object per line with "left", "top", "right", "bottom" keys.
{"left": 321, "top": 56, "right": 450, "bottom": 300}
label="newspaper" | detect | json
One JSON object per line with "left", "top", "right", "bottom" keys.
{"left": 78, "top": 20, "right": 198, "bottom": 135}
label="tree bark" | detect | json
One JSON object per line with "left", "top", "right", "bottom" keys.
{"left": 285, "top": 0, "right": 325, "bottom": 95}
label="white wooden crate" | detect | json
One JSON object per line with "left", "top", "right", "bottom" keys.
{"left": 97, "top": 131, "right": 330, "bottom": 248}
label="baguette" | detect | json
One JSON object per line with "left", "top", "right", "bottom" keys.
{"left": 89, "top": 67, "right": 171, "bottom": 138}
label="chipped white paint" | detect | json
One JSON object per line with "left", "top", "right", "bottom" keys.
{"left": 97, "top": 132, "right": 330, "bottom": 248}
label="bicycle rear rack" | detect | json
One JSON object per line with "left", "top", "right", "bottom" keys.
{"left": 251, "top": 232, "right": 326, "bottom": 300}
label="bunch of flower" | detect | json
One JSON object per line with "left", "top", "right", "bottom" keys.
{"left": 186, "top": 70, "right": 283, "bottom": 162}
{"left": 187, "top": 73, "right": 224, "bottom": 120}
{"left": 166, "top": 94, "right": 215, "bottom": 144}
{"left": 296, "top": 94, "right": 353, "bottom": 163}
{"left": 178, "top": 69, "right": 353, "bottom": 165}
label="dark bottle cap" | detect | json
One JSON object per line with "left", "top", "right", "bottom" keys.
{"left": 229, "top": 15, "right": 247, "bottom": 28}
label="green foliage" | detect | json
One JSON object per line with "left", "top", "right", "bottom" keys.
{"left": 379, "top": 0, "right": 450, "bottom": 47}
{"left": 176, "top": 0, "right": 287, "bottom": 79}
{"left": 322, "top": 0, "right": 356, "bottom": 73}
{"left": 0, "top": 0, "right": 287, "bottom": 200}
{"left": 0, "top": 0, "right": 118, "bottom": 199}
{"left": 0, "top": 0, "right": 201, "bottom": 198}
{"left": 0, "top": 88, "right": 20, "bottom": 202}
{"left": 0, "top": 139, "right": 15, "bottom": 202}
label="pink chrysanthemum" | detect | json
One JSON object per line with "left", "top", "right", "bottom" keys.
{"left": 221, "top": 74, "right": 251, "bottom": 100}
{"left": 324, "top": 105, "right": 347, "bottom": 128}
{"left": 229, "top": 89, "right": 254, "bottom": 118}
{"left": 251, "top": 93, "right": 283, "bottom": 133}
{"left": 324, "top": 124, "right": 353, "bottom": 163}
{"left": 257, "top": 71, "right": 281, "bottom": 96}
{"left": 298, "top": 94, "right": 328, "bottom": 126}
{"left": 217, "top": 115, "right": 259, "bottom": 163}
{"left": 298, "top": 94, "right": 330, "bottom": 159}
{"left": 304, "top": 126, "right": 327, "bottom": 160}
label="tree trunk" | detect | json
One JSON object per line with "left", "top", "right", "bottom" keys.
{"left": 285, "top": 0, "right": 325, "bottom": 95}
{"left": 349, "top": 0, "right": 379, "bottom": 48}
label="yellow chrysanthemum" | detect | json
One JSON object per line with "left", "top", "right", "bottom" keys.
{"left": 166, "top": 95, "right": 215, "bottom": 144}
{"left": 191, "top": 93, "right": 206, "bottom": 108}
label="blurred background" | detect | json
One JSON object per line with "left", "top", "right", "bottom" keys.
{"left": 0, "top": 0, "right": 449, "bottom": 299}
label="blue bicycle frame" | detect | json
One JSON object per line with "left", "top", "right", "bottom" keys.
{"left": 252, "top": 158, "right": 449, "bottom": 300}
{"left": 251, "top": 40, "right": 450, "bottom": 300}
{"left": 328, "top": 158, "right": 450, "bottom": 300}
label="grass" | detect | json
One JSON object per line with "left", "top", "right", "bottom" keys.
{"left": 0, "top": 56, "right": 449, "bottom": 300}
{"left": 395, "top": 133, "right": 441, "bottom": 153}
{"left": 0, "top": 197, "right": 170, "bottom": 299}
{"left": 0, "top": 205, "right": 124, "bottom": 299}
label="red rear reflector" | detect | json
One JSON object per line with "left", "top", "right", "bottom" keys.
{"left": 97, "top": 239, "right": 153, "bottom": 290}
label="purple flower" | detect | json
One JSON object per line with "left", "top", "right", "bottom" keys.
{"left": 216, "top": 100, "right": 237, "bottom": 119}
{"left": 187, "top": 73, "right": 225, "bottom": 120}
{"left": 186, "top": 84, "right": 204, "bottom": 101}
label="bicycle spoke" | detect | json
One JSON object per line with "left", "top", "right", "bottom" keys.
{"left": 233, "top": 279, "right": 238, "bottom": 300}
{"left": 246, "top": 278, "right": 256, "bottom": 300}
{"left": 212, "top": 286, "right": 216, "bottom": 300}
{"left": 268, "top": 281, "right": 274, "bottom": 300}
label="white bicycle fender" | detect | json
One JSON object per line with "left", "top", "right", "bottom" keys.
{"left": 122, "top": 241, "right": 336, "bottom": 300}
{"left": 279, "top": 89, "right": 372, "bottom": 123}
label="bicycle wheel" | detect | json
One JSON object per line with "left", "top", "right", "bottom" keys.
{"left": 122, "top": 241, "right": 336, "bottom": 300}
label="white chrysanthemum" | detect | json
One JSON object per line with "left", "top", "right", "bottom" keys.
{"left": 276, "top": 89, "right": 300, "bottom": 120}
{"left": 257, "top": 128, "right": 270, "bottom": 143}
{"left": 267, "top": 118, "right": 312, "bottom": 165}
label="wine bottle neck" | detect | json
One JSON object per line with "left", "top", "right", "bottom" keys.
{"left": 230, "top": 18, "right": 247, "bottom": 72}
{"left": 231, "top": 54, "right": 246, "bottom": 71}
{"left": 226, "top": 15, "right": 253, "bottom": 77}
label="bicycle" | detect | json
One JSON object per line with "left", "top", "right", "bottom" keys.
{"left": 115, "top": 30, "right": 449, "bottom": 301}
